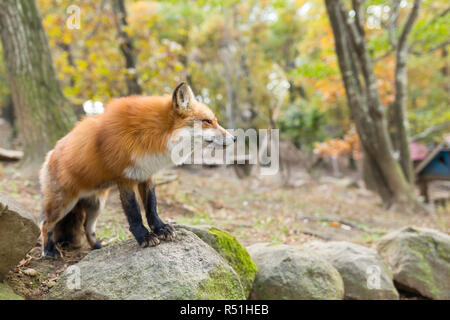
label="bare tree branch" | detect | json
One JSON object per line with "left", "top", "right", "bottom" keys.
{"left": 325, "top": 0, "right": 364, "bottom": 114}
{"left": 377, "top": 1, "right": 447, "bottom": 60}
{"left": 410, "top": 39, "right": 450, "bottom": 56}
{"left": 427, "top": 6, "right": 450, "bottom": 26}
{"left": 412, "top": 121, "right": 450, "bottom": 140}
{"left": 372, "top": 49, "right": 395, "bottom": 62}
{"left": 339, "top": 3, "right": 364, "bottom": 51}
{"left": 338, "top": 1, "right": 383, "bottom": 117}
{"left": 112, "top": 0, "right": 142, "bottom": 95}
{"left": 397, "top": 0, "right": 422, "bottom": 55}
{"left": 388, "top": 0, "right": 401, "bottom": 49}
{"left": 391, "top": 0, "right": 422, "bottom": 184}
{"left": 352, "top": 0, "right": 366, "bottom": 37}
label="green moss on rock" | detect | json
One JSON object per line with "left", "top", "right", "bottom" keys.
{"left": 196, "top": 266, "right": 245, "bottom": 300}
{"left": 48, "top": 229, "right": 245, "bottom": 300}
{"left": 375, "top": 227, "right": 450, "bottom": 299}
{"left": 247, "top": 243, "right": 345, "bottom": 300}
{"left": 177, "top": 225, "right": 257, "bottom": 297}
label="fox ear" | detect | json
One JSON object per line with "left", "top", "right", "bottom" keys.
{"left": 172, "top": 82, "right": 195, "bottom": 114}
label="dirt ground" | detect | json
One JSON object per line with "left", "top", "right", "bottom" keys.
{"left": 0, "top": 161, "right": 448, "bottom": 299}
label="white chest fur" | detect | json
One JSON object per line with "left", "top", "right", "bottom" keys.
{"left": 123, "top": 127, "right": 197, "bottom": 182}
{"left": 123, "top": 152, "right": 174, "bottom": 182}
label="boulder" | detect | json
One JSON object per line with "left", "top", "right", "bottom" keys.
{"left": 305, "top": 241, "right": 399, "bottom": 300}
{"left": 178, "top": 224, "right": 257, "bottom": 297}
{"left": 48, "top": 228, "right": 245, "bottom": 300}
{"left": 0, "top": 282, "right": 23, "bottom": 300}
{"left": 247, "top": 243, "right": 344, "bottom": 300}
{"left": 375, "top": 227, "right": 450, "bottom": 299}
{"left": 0, "top": 193, "right": 40, "bottom": 281}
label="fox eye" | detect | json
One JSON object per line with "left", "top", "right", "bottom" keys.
{"left": 202, "top": 119, "right": 213, "bottom": 125}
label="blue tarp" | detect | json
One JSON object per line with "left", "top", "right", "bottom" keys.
{"left": 419, "top": 150, "right": 450, "bottom": 176}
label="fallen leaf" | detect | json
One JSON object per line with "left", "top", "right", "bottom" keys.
{"left": 329, "top": 221, "right": 341, "bottom": 227}
{"left": 18, "top": 256, "right": 31, "bottom": 267}
{"left": 23, "top": 268, "right": 38, "bottom": 277}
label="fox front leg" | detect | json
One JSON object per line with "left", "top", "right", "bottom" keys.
{"left": 138, "top": 181, "right": 175, "bottom": 241}
{"left": 118, "top": 183, "right": 159, "bottom": 247}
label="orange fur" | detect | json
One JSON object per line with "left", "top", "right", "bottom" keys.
{"left": 39, "top": 84, "right": 232, "bottom": 255}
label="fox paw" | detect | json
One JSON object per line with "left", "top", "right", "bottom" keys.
{"left": 138, "top": 232, "right": 160, "bottom": 248}
{"left": 42, "top": 239, "right": 61, "bottom": 258}
{"left": 155, "top": 224, "right": 176, "bottom": 241}
{"left": 43, "top": 247, "right": 61, "bottom": 259}
{"left": 92, "top": 240, "right": 102, "bottom": 250}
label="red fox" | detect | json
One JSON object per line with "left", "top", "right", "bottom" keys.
{"left": 39, "top": 82, "right": 235, "bottom": 257}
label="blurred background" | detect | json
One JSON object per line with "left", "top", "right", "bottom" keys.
{"left": 0, "top": 0, "right": 449, "bottom": 262}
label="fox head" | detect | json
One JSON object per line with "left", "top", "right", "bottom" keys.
{"left": 170, "top": 82, "right": 235, "bottom": 148}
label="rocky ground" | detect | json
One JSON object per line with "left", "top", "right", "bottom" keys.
{"left": 0, "top": 161, "right": 448, "bottom": 299}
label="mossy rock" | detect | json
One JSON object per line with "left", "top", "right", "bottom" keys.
{"left": 177, "top": 225, "right": 257, "bottom": 297}
{"left": 375, "top": 227, "right": 450, "bottom": 299}
{"left": 305, "top": 241, "right": 399, "bottom": 300}
{"left": 48, "top": 228, "right": 245, "bottom": 300}
{"left": 247, "top": 243, "right": 344, "bottom": 300}
{"left": 0, "top": 282, "right": 23, "bottom": 300}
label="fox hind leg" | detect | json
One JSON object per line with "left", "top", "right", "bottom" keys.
{"left": 82, "top": 191, "right": 108, "bottom": 250}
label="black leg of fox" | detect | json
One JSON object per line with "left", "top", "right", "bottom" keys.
{"left": 138, "top": 181, "right": 175, "bottom": 241}
{"left": 43, "top": 230, "right": 59, "bottom": 258}
{"left": 118, "top": 183, "right": 159, "bottom": 247}
{"left": 41, "top": 211, "right": 63, "bottom": 258}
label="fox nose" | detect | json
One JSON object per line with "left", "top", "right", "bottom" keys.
{"left": 221, "top": 135, "right": 236, "bottom": 146}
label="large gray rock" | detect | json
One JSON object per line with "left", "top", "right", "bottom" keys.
{"left": 178, "top": 225, "right": 257, "bottom": 297}
{"left": 375, "top": 227, "right": 450, "bottom": 299}
{"left": 0, "top": 193, "right": 40, "bottom": 281}
{"left": 305, "top": 241, "right": 399, "bottom": 300}
{"left": 48, "top": 228, "right": 245, "bottom": 300}
{"left": 247, "top": 243, "right": 344, "bottom": 300}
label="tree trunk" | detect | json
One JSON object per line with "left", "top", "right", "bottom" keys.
{"left": 442, "top": 46, "right": 449, "bottom": 105}
{"left": 362, "top": 148, "right": 394, "bottom": 207}
{"left": 56, "top": 42, "right": 76, "bottom": 87}
{"left": 324, "top": 0, "right": 425, "bottom": 214}
{"left": 389, "top": 0, "right": 422, "bottom": 184}
{"left": 0, "top": 0, "right": 75, "bottom": 171}
{"left": 112, "top": 0, "right": 142, "bottom": 95}
{"left": 1, "top": 95, "right": 15, "bottom": 127}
